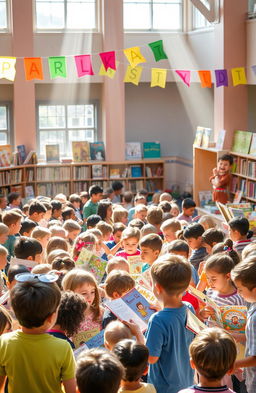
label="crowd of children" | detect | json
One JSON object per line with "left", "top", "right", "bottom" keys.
{"left": 0, "top": 183, "right": 255, "bottom": 393}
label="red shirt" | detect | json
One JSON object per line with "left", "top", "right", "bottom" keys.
{"left": 182, "top": 291, "right": 199, "bottom": 312}
{"left": 116, "top": 249, "right": 141, "bottom": 260}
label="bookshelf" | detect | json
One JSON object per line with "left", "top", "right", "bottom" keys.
{"left": 0, "top": 160, "right": 165, "bottom": 198}
{"left": 230, "top": 152, "right": 256, "bottom": 203}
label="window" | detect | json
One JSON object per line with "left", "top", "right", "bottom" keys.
{"left": 123, "top": 0, "right": 183, "bottom": 31}
{"left": 0, "top": 105, "right": 11, "bottom": 145}
{"left": 0, "top": 0, "right": 8, "bottom": 31}
{"left": 35, "top": 0, "right": 97, "bottom": 30}
{"left": 37, "top": 104, "right": 97, "bottom": 157}
{"left": 192, "top": 1, "right": 211, "bottom": 29}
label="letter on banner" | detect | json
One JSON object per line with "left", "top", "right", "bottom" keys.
{"left": 24, "top": 58, "right": 44, "bottom": 80}
{"left": 198, "top": 70, "right": 212, "bottom": 88}
{"left": 123, "top": 47, "right": 146, "bottom": 68}
{"left": 124, "top": 65, "right": 142, "bottom": 85}
{"left": 175, "top": 70, "right": 191, "bottom": 87}
{"left": 48, "top": 57, "right": 67, "bottom": 79}
{"left": 75, "top": 55, "right": 94, "bottom": 77}
{"left": 215, "top": 69, "right": 228, "bottom": 87}
{"left": 0, "top": 57, "right": 16, "bottom": 81}
{"left": 99, "top": 62, "right": 119, "bottom": 79}
{"left": 148, "top": 40, "right": 168, "bottom": 62}
{"left": 231, "top": 67, "right": 247, "bottom": 86}
{"left": 99, "top": 51, "right": 116, "bottom": 71}
{"left": 151, "top": 68, "right": 167, "bottom": 88}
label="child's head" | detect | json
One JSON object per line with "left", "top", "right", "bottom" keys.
{"left": 89, "top": 185, "right": 103, "bottom": 202}
{"left": 50, "top": 200, "right": 62, "bottom": 219}
{"left": 159, "top": 201, "right": 172, "bottom": 214}
{"left": 20, "top": 219, "right": 37, "bottom": 237}
{"left": 147, "top": 206, "right": 163, "bottom": 227}
{"left": 80, "top": 191, "right": 89, "bottom": 205}
{"left": 0, "top": 245, "right": 8, "bottom": 270}
{"left": 121, "top": 227, "right": 140, "bottom": 255}
{"left": 160, "top": 218, "right": 181, "bottom": 242}
{"left": 183, "top": 223, "right": 205, "bottom": 250}
{"left": 63, "top": 219, "right": 81, "bottom": 241}
{"left": 128, "top": 219, "right": 144, "bottom": 230}
{"left": 231, "top": 256, "right": 256, "bottom": 303}
{"left": 51, "top": 256, "right": 76, "bottom": 272}
{"left": 159, "top": 192, "right": 172, "bottom": 203}
{"left": 140, "top": 224, "right": 157, "bottom": 237}
{"left": 112, "top": 181, "right": 124, "bottom": 196}
{"left": 106, "top": 257, "right": 130, "bottom": 275}
{"left": 167, "top": 239, "right": 190, "bottom": 259}
{"left": 97, "top": 199, "right": 113, "bottom": 222}
{"left": 69, "top": 193, "right": 81, "bottom": 209}
{"left": 113, "top": 207, "right": 128, "bottom": 225}
{"left": 2, "top": 211, "right": 22, "bottom": 235}
{"left": 28, "top": 201, "right": 47, "bottom": 222}
{"left": 202, "top": 228, "right": 225, "bottom": 254}
{"left": 103, "top": 187, "right": 114, "bottom": 200}
{"left": 241, "top": 242, "right": 256, "bottom": 259}
{"left": 134, "top": 194, "right": 147, "bottom": 206}
{"left": 8, "top": 192, "right": 21, "bottom": 207}
{"left": 204, "top": 253, "right": 235, "bottom": 292}
{"left": 14, "top": 236, "right": 43, "bottom": 263}
{"left": 123, "top": 191, "right": 133, "bottom": 205}
{"left": 112, "top": 223, "right": 126, "bottom": 243}
{"left": 139, "top": 234, "right": 163, "bottom": 265}
{"left": 41, "top": 201, "right": 52, "bottom": 221}
{"left": 170, "top": 203, "right": 180, "bottom": 217}
{"left": 46, "top": 236, "right": 68, "bottom": 256}
{"left": 217, "top": 154, "right": 233, "bottom": 175}
{"left": 151, "top": 254, "right": 191, "bottom": 298}
{"left": 62, "top": 207, "right": 76, "bottom": 221}
{"left": 105, "top": 270, "right": 135, "bottom": 299}
{"left": 86, "top": 214, "right": 102, "bottom": 229}
{"left": 113, "top": 339, "right": 149, "bottom": 382}
{"left": 7, "top": 264, "right": 30, "bottom": 289}
{"left": 228, "top": 217, "right": 253, "bottom": 242}
{"left": 72, "top": 232, "right": 98, "bottom": 260}
{"left": 0, "top": 306, "right": 12, "bottom": 335}
{"left": 49, "top": 225, "right": 67, "bottom": 239}
{"left": 212, "top": 239, "right": 240, "bottom": 266}
{"left": 182, "top": 198, "right": 196, "bottom": 217}
{"left": 11, "top": 277, "right": 61, "bottom": 329}
{"left": 134, "top": 204, "right": 148, "bottom": 222}
{"left": 31, "top": 226, "right": 51, "bottom": 248}
{"left": 54, "top": 193, "right": 67, "bottom": 204}
{"left": 0, "top": 223, "right": 9, "bottom": 244}
{"left": 104, "top": 320, "right": 133, "bottom": 350}
{"left": 198, "top": 215, "right": 216, "bottom": 231}
{"left": 190, "top": 327, "right": 236, "bottom": 382}
{"left": 47, "top": 249, "right": 70, "bottom": 265}
{"left": 31, "top": 264, "right": 52, "bottom": 274}
{"left": 96, "top": 221, "right": 113, "bottom": 241}
{"left": 76, "top": 349, "right": 124, "bottom": 393}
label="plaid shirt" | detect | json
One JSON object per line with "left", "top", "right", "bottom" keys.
{"left": 245, "top": 302, "right": 256, "bottom": 393}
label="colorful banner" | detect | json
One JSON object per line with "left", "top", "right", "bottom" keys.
{"left": 148, "top": 40, "right": 168, "bottom": 62}
{"left": 75, "top": 55, "right": 94, "bottom": 77}
{"left": 123, "top": 47, "right": 146, "bottom": 67}
{"left": 124, "top": 65, "right": 142, "bottom": 85}
{"left": 231, "top": 67, "right": 247, "bottom": 86}
{"left": 48, "top": 57, "right": 67, "bottom": 79}
{"left": 24, "top": 58, "right": 44, "bottom": 80}
{"left": 175, "top": 70, "right": 191, "bottom": 87}
{"left": 151, "top": 68, "right": 167, "bottom": 88}
{"left": 99, "top": 51, "right": 116, "bottom": 71}
{"left": 198, "top": 70, "right": 212, "bottom": 88}
{"left": 215, "top": 69, "right": 228, "bottom": 87}
{"left": 0, "top": 57, "right": 16, "bottom": 81}
{"left": 99, "top": 62, "right": 118, "bottom": 79}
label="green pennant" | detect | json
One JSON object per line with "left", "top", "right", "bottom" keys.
{"left": 48, "top": 56, "right": 67, "bottom": 79}
{"left": 148, "top": 40, "right": 168, "bottom": 62}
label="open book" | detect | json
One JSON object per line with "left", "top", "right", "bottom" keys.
{"left": 105, "top": 288, "right": 155, "bottom": 332}
{"left": 74, "top": 329, "right": 105, "bottom": 359}
{"left": 127, "top": 256, "right": 144, "bottom": 274}
{"left": 77, "top": 248, "right": 107, "bottom": 283}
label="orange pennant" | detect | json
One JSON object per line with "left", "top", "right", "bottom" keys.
{"left": 24, "top": 57, "right": 44, "bottom": 80}
{"left": 198, "top": 70, "right": 212, "bottom": 88}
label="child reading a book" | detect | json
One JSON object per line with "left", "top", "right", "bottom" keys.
{"left": 139, "top": 234, "right": 163, "bottom": 272}
{"left": 72, "top": 232, "right": 97, "bottom": 262}
{"left": 184, "top": 223, "right": 207, "bottom": 271}
{"left": 177, "top": 198, "right": 196, "bottom": 224}
{"left": 210, "top": 154, "right": 233, "bottom": 204}
{"left": 97, "top": 199, "right": 113, "bottom": 225}
{"left": 145, "top": 254, "right": 195, "bottom": 393}
{"left": 201, "top": 228, "right": 226, "bottom": 255}
{"left": 76, "top": 348, "right": 124, "bottom": 393}
{"left": 116, "top": 228, "right": 141, "bottom": 260}
{"left": 178, "top": 327, "right": 237, "bottom": 393}
{"left": 160, "top": 218, "right": 181, "bottom": 244}
{"left": 228, "top": 217, "right": 253, "bottom": 255}
{"left": 63, "top": 220, "right": 81, "bottom": 246}
{"left": 113, "top": 339, "right": 156, "bottom": 393}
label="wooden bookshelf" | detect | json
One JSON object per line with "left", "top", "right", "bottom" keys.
{"left": 0, "top": 160, "right": 165, "bottom": 198}
{"left": 230, "top": 152, "right": 256, "bottom": 203}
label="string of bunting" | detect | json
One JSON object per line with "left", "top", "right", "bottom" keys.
{"left": 0, "top": 40, "right": 253, "bottom": 88}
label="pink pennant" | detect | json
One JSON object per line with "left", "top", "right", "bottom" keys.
{"left": 175, "top": 70, "right": 191, "bottom": 87}
{"left": 74, "top": 55, "right": 94, "bottom": 77}
{"left": 99, "top": 51, "right": 116, "bottom": 71}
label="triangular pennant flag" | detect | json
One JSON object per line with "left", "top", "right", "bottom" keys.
{"left": 151, "top": 68, "right": 167, "bottom": 88}
{"left": 252, "top": 65, "right": 256, "bottom": 76}
{"left": 75, "top": 55, "right": 94, "bottom": 77}
{"left": 0, "top": 57, "right": 16, "bottom": 81}
{"left": 148, "top": 40, "right": 168, "bottom": 62}
{"left": 99, "top": 51, "right": 116, "bottom": 71}
{"left": 123, "top": 47, "right": 146, "bottom": 68}
{"left": 198, "top": 70, "right": 212, "bottom": 88}
{"left": 215, "top": 69, "right": 228, "bottom": 87}
{"left": 24, "top": 58, "right": 44, "bottom": 80}
{"left": 124, "top": 65, "right": 142, "bottom": 86}
{"left": 48, "top": 57, "right": 67, "bottom": 79}
{"left": 231, "top": 67, "right": 247, "bottom": 86}
{"left": 99, "top": 62, "right": 119, "bottom": 79}
{"left": 175, "top": 70, "right": 191, "bottom": 87}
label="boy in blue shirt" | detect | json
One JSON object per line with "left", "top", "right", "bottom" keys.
{"left": 145, "top": 254, "right": 195, "bottom": 393}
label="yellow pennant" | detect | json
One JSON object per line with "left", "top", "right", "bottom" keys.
{"left": 123, "top": 46, "right": 146, "bottom": 67}
{"left": 0, "top": 57, "right": 16, "bottom": 81}
{"left": 151, "top": 68, "right": 167, "bottom": 88}
{"left": 99, "top": 61, "right": 119, "bottom": 79}
{"left": 124, "top": 65, "right": 142, "bottom": 85}
{"left": 231, "top": 67, "right": 247, "bottom": 86}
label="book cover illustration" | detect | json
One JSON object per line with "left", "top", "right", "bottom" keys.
{"left": 125, "top": 142, "right": 142, "bottom": 160}
{"left": 127, "top": 255, "right": 144, "bottom": 274}
{"left": 143, "top": 142, "right": 161, "bottom": 158}
{"left": 46, "top": 144, "right": 60, "bottom": 163}
{"left": 193, "top": 127, "right": 204, "bottom": 147}
{"left": 201, "top": 128, "right": 212, "bottom": 148}
{"left": 105, "top": 288, "right": 155, "bottom": 332}
{"left": 73, "top": 327, "right": 100, "bottom": 349}
{"left": 17, "top": 145, "right": 26, "bottom": 164}
{"left": 132, "top": 273, "right": 151, "bottom": 291}
{"left": 198, "top": 191, "right": 213, "bottom": 207}
{"left": 142, "top": 267, "right": 152, "bottom": 288}
{"left": 90, "top": 142, "right": 105, "bottom": 161}
{"left": 220, "top": 306, "right": 247, "bottom": 334}
{"left": 110, "top": 168, "right": 120, "bottom": 178}
{"left": 92, "top": 164, "right": 103, "bottom": 179}
{"left": 76, "top": 248, "right": 107, "bottom": 283}
{"left": 23, "top": 151, "right": 38, "bottom": 165}
{"left": 131, "top": 165, "right": 142, "bottom": 178}
{"left": 216, "top": 129, "right": 226, "bottom": 150}
{"left": 136, "top": 284, "right": 158, "bottom": 306}
{"left": 72, "top": 141, "right": 90, "bottom": 162}
{"left": 0, "top": 145, "right": 12, "bottom": 167}
{"left": 249, "top": 133, "right": 256, "bottom": 156}
{"left": 232, "top": 130, "right": 252, "bottom": 154}
{"left": 74, "top": 329, "right": 105, "bottom": 358}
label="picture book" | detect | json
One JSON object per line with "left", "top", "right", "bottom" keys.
{"left": 72, "top": 141, "right": 90, "bottom": 162}
{"left": 216, "top": 202, "right": 233, "bottom": 224}
{"left": 216, "top": 129, "right": 226, "bottom": 150}
{"left": 232, "top": 130, "right": 252, "bottom": 154}
{"left": 143, "top": 142, "right": 161, "bottom": 159}
{"left": 125, "top": 142, "right": 142, "bottom": 160}
{"left": 198, "top": 191, "right": 213, "bottom": 207}
{"left": 201, "top": 128, "right": 212, "bottom": 148}
{"left": 131, "top": 273, "right": 151, "bottom": 291}
{"left": 17, "top": 144, "right": 26, "bottom": 164}
{"left": 92, "top": 164, "right": 103, "bottom": 179}
{"left": 46, "top": 144, "right": 60, "bottom": 163}
{"left": 127, "top": 255, "right": 144, "bottom": 274}
{"left": 142, "top": 267, "right": 152, "bottom": 288}
{"left": 23, "top": 151, "right": 38, "bottom": 165}
{"left": 74, "top": 329, "right": 105, "bottom": 359}
{"left": 136, "top": 284, "right": 158, "bottom": 306}
{"left": 0, "top": 145, "right": 12, "bottom": 167}
{"left": 249, "top": 133, "right": 256, "bottom": 156}
{"left": 131, "top": 165, "right": 142, "bottom": 178}
{"left": 109, "top": 168, "right": 120, "bottom": 179}
{"left": 186, "top": 309, "right": 207, "bottom": 335}
{"left": 90, "top": 142, "right": 105, "bottom": 161}
{"left": 73, "top": 327, "right": 100, "bottom": 349}
{"left": 76, "top": 248, "right": 107, "bottom": 283}
{"left": 105, "top": 288, "right": 155, "bottom": 332}
{"left": 193, "top": 127, "right": 204, "bottom": 147}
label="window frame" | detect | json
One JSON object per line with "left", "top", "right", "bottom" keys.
{"left": 0, "top": 0, "right": 10, "bottom": 33}
{"left": 191, "top": 0, "right": 212, "bottom": 30}
{"left": 0, "top": 103, "right": 13, "bottom": 147}
{"left": 36, "top": 101, "right": 99, "bottom": 159}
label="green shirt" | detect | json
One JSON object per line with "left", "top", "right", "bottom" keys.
{"left": 83, "top": 199, "right": 98, "bottom": 219}
{"left": 3, "top": 235, "right": 18, "bottom": 261}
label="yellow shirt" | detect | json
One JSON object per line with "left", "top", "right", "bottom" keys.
{"left": 0, "top": 331, "right": 75, "bottom": 393}
{"left": 119, "top": 383, "right": 156, "bottom": 393}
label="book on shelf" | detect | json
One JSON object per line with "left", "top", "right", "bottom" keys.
{"left": 125, "top": 142, "right": 142, "bottom": 160}
{"left": 45, "top": 144, "right": 60, "bottom": 163}
{"left": 17, "top": 145, "right": 26, "bottom": 165}
{"left": 201, "top": 128, "right": 212, "bottom": 148}
{"left": 25, "top": 185, "right": 35, "bottom": 199}
{"left": 0, "top": 145, "right": 12, "bottom": 167}
{"left": 143, "top": 142, "right": 161, "bottom": 158}
{"left": 232, "top": 130, "right": 252, "bottom": 154}
{"left": 131, "top": 165, "right": 142, "bottom": 178}
{"left": 92, "top": 164, "right": 103, "bottom": 179}
{"left": 193, "top": 127, "right": 205, "bottom": 147}
{"left": 23, "top": 151, "right": 37, "bottom": 165}
{"left": 145, "top": 167, "right": 152, "bottom": 177}
{"left": 76, "top": 248, "right": 107, "bottom": 283}
{"left": 72, "top": 141, "right": 90, "bottom": 162}
{"left": 216, "top": 129, "right": 226, "bottom": 150}
{"left": 249, "top": 133, "right": 256, "bottom": 156}
{"left": 110, "top": 168, "right": 120, "bottom": 179}
{"left": 233, "top": 190, "right": 243, "bottom": 203}
{"left": 90, "top": 142, "right": 105, "bottom": 161}
{"left": 10, "top": 185, "right": 22, "bottom": 194}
